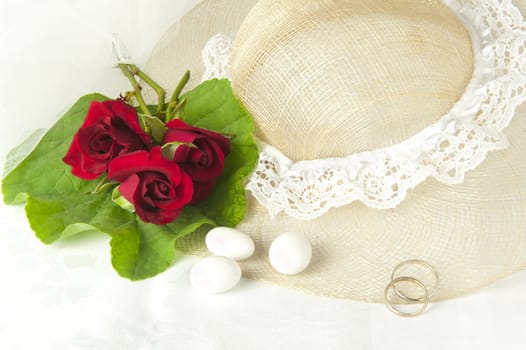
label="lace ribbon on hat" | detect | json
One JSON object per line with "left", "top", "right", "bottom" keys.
{"left": 201, "top": 0, "right": 526, "bottom": 220}
{"left": 202, "top": 33, "right": 234, "bottom": 82}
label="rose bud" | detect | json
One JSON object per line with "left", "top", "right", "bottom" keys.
{"left": 108, "top": 147, "right": 193, "bottom": 225}
{"left": 163, "top": 119, "right": 231, "bottom": 203}
{"left": 63, "top": 99, "right": 151, "bottom": 180}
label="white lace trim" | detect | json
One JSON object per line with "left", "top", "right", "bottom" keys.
{"left": 202, "top": 0, "right": 526, "bottom": 220}
{"left": 201, "top": 33, "right": 234, "bottom": 82}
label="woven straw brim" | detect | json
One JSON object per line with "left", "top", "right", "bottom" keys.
{"left": 145, "top": 0, "right": 526, "bottom": 303}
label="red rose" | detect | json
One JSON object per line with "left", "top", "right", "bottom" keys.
{"left": 63, "top": 99, "right": 151, "bottom": 180}
{"left": 108, "top": 147, "right": 194, "bottom": 225}
{"left": 163, "top": 119, "right": 231, "bottom": 202}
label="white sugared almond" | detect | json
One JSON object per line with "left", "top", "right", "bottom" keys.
{"left": 189, "top": 256, "right": 242, "bottom": 294}
{"left": 205, "top": 227, "right": 255, "bottom": 261}
{"left": 269, "top": 232, "right": 312, "bottom": 275}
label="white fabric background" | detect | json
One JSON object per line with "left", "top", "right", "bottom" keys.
{"left": 0, "top": 1, "right": 525, "bottom": 349}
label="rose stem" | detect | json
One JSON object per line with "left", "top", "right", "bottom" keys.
{"left": 165, "top": 70, "right": 190, "bottom": 121}
{"left": 118, "top": 63, "right": 151, "bottom": 116}
{"left": 128, "top": 64, "right": 166, "bottom": 117}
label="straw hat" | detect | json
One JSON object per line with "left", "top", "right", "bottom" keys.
{"left": 144, "top": 0, "right": 526, "bottom": 302}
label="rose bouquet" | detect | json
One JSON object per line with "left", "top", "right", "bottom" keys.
{"left": 2, "top": 64, "right": 258, "bottom": 280}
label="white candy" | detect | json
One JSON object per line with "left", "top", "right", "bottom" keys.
{"left": 205, "top": 227, "right": 255, "bottom": 261}
{"left": 189, "top": 256, "right": 242, "bottom": 294}
{"left": 269, "top": 232, "right": 312, "bottom": 275}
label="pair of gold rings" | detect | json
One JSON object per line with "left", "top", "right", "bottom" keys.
{"left": 384, "top": 259, "right": 439, "bottom": 318}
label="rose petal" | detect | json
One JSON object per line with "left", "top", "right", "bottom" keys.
{"left": 166, "top": 119, "right": 230, "bottom": 155}
{"left": 148, "top": 147, "right": 184, "bottom": 183}
{"left": 108, "top": 147, "right": 194, "bottom": 225}
{"left": 172, "top": 145, "right": 192, "bottom": 163}
{"left": 119, "top": 173, "right": 140, "bottom": 204}
{"left": 77, "top": 124, "right": 112, "bottom": 160}
{"left": 139, "top": 207, "right": 183, "bottom": 225}
{"left": 163, "top": 128, "right": 203, "bottom": 144}
{"left": 188, "top": 147, "right": 206, "bottom": 165}
{"left": 154, "top": 171, "right": 193, "bottom": 211}
{"left": 64, "top": 99, "right": 154, "bottom": 181}
{"left": 180, "top": 140, "right": 225, "bottom": 182}
{"left": 149, "top": 179, "right": 173, "bottom": 200}
{"left": 108, "top": 150, "right": 150, "bottom": 182}
{"left": 191, "top": 180, "right": 216, "bottom": 204}
{"left": 139, "top": 173, "right": 159, "bottom": 208}
{"left": 82, "top": 101, "right": 113, "bottom": 127}
{"left": 63, "top": 138, "right": 103, "bottom": 180}
{"left": 176, "top": 171, "right": 194, "bottom": 205}
{"left": 108, "top": 147, "right": 181, "bottom": 182}
{"left": 109, "top": 117, "right": 149, "bottom": 155}
{"left": 106, "top": 100, "right": 143, "bottom": 135}
{"left": 79, "top": 153, "right": 106, "bottom": 178}
{"left": 63, "top": 138, "right": 81, "bottom": 168}
{"left": 108, "top": 99, "right": 152, "bottom": 148}
{"left": 163, "top": 119, "right": 230, "bottom": 182}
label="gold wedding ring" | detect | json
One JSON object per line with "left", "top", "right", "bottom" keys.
{"left": 384, "top": 276, "right": 430, "bottom": 318}
{"left": 391, "top": 259, "right": 439, "bottom": 302}
{"left": 384, "top": 259, "right": 439, "bottom": 317}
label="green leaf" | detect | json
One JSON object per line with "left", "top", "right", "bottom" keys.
{"left": 2, "top": 79, "right": 258, "bottom": 280}
{"left": 140, "top": 114, "right": 167, "bottom": 143}
{"left": 2, "top": 93, "right": 133, "bottom": 244}
{"left": 1, "top": 93, "right": 216, "bottom": 280}
{"left": 3, "top": 94, "right": 106, "bottom": 204}
{"left": 110, "top": 207, "right": 214, "bottom": 281}
{"left": 181, "top": 79, "right": 259, "bottom": 227}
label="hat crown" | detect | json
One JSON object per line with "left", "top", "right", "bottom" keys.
{"left": 230, "top": 0, "right": 473, "bottom": 161}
